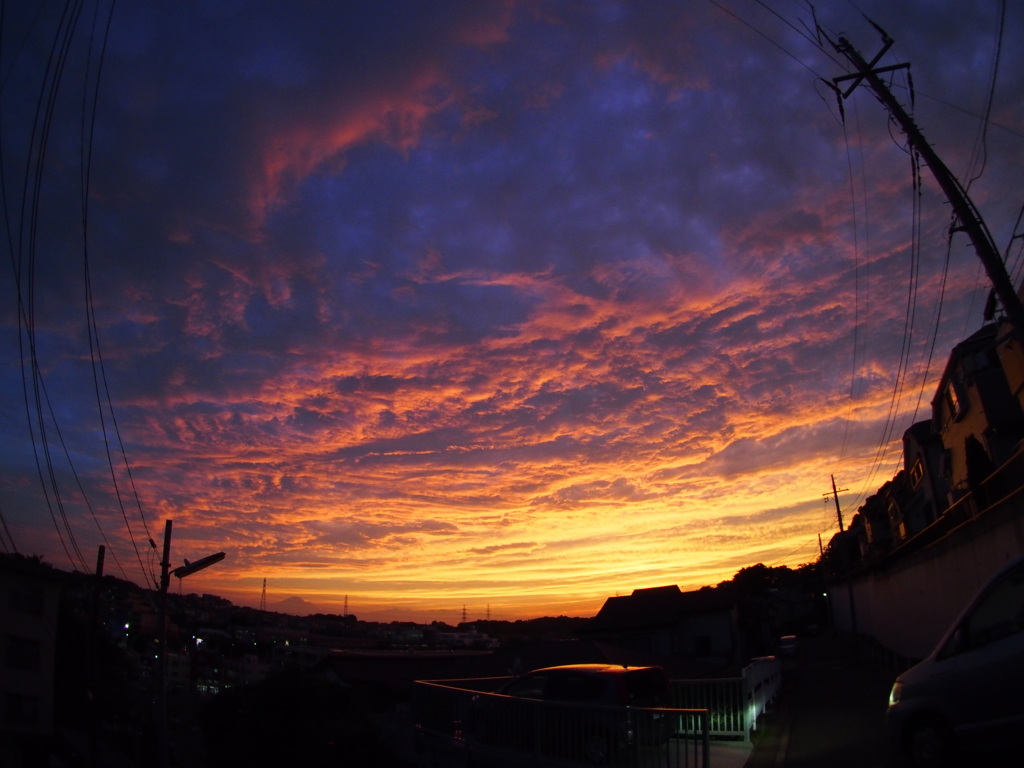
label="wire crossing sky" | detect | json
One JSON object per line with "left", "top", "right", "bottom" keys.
{"left": 1, "top": 0, "right": 1022, "bottom": 620}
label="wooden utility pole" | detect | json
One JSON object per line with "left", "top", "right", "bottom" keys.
{"left": 89, "top": 545, "right": 105, "bottom": 768}
{"left": 824, "top": 476, "right": 858, "bottom": 642}
{"left": 825, "top": 25, "right": 1024, "bottom": 346}
{"left": 156, "top": 520, "right": 172, "bottom": 768}
{"left": 829, "top": 474, "right": 847, "bottom": 532}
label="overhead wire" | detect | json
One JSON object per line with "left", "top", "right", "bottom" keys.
{"left": 964, "top": 0, "right": 1006, "bottom": 191}
{"left": 1006, "top": 200, "right": 1024, "bottom": 287}
{"left": 37, "top": 368, "right": 130, "bottom": 580}
{"left": 836, "top": 115, "right": 860, "bottom": 464}
{"left": 908, "top": 219, "right": 954, "bottom": 428}
{"left": 888, "top": 83, "right": 1024, "bottom": 142}
{"left": 12, "top": 0, "right": 92, "bottom": 571}
{"left": 0, "top": 0, "right": 128, "bottom": 581}
{"left": 752, "top": 0, "right": 850, "bottom": 73}
{"left": 4, "top": 0, "right": 151, "bottom": 581}
{"left": 849, "top": 143, "right": 922, "bottom": 510}
{"left": 77, "top": 0, "right": 156, "bottom": 586}
{"left": 705, "top": 0, "right": 833, "bottom": 81}
{"left": 0, "top": 0, "right": 48, "bottom": 95}
{"left": 0, "top": 499, "right": 17, "bottom": 553}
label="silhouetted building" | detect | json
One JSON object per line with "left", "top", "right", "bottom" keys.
{"left": 580, "top": 584, "right": 738, "bottom": 666}
{"left": 901, "top": 419, "right": 949, "bottom": 526}
{"left": 1, "top": 555, "right": 61, "bottom": 739}
{"left": 932, "top": 323, "right": 1024, "bottom": 505}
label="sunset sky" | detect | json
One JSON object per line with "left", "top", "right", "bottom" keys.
{"left": 1, "top": 0, "right": 1022, "bottom": 621}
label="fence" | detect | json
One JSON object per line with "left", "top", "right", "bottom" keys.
{"left": 413, "top": 680, "right": 711, "bottom": 768}
{"left": 670, "top": 657, "right": 781, "bottom": 741}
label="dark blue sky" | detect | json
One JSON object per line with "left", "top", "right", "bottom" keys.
{"left": 1, "top": 0, "right": 1021, "bottom": 619}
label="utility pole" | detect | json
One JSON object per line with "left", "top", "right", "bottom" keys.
{"left": 829, "top": 474, "right": 847, "bottom": 532}
{"left": 825, "top": 24, "right": 1024, "bottom": 346}
{"left": 89, "top": 545, "right": 105, "bottom": 768}
{"left": 153, "top": 525, "right": 225, "bottom": 768}
{"left": 156, "top": 520, "right": 172, "bottom": 768}
{"left": 823, "top": 476, "right": 858, "bottom": 645}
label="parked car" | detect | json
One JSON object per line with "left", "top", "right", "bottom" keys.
{"left": 496, "top": 663, "right": 671, "bottom": 707}
{"left": 472, "top": 664, "right": 672, "bottom": 763}
{"left": 778, "top": 635, "right": 799, "bottom": 658}
{"left": 885, "top": 553, "right": 1024, "bottom": 768}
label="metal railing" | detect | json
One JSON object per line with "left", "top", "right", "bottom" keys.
{"left": 413, "top": 680, "right": 711, "bottom": 767}
{"left": 670, "top": 657, "right": 780, "bottom": 741}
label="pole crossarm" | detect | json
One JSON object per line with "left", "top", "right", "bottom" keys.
{"left": 833, "top": 62, "right": 909, "bottom": 98}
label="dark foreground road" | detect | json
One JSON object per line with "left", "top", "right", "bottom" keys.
{"left": 746, "top": 635, "right": 899, "bottom": 768}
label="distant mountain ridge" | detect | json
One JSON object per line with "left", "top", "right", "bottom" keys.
{"left": 268, "top": 595, "right": 320, "bottom": 616}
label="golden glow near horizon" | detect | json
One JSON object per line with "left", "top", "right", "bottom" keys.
{"left": 2, "top": 2, "right": 1020, "bottom": 622}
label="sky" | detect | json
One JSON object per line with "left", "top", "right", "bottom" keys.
{"left": 1, "top": 0, "right": 1022, "bottom": 621}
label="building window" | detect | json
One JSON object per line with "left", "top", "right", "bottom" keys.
{"left": 945, "top": 375, "right": 969, "bottom": 421}
{"left": 5, "top": 636, "right": 41, "bottom": 672}
{"left": 909, "top": 458, "right": 924, "bottom": 488}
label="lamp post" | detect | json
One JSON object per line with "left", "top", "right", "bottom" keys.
{"left": 155, "top": 519, "right": 225, "bottom": 768}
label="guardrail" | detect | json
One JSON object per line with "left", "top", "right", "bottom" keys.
{"left": 670, "top": 657, "right": 780, "bottom": 741}
{"left": 413, "top": 680, "right": 711, "bottom": 767}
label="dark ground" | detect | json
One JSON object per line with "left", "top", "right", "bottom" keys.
{"left": 746, "top": 635, "right": 901, "bottom": 768}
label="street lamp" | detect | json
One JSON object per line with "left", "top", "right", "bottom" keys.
{"left": 173, "top": 551, "right": 226, "bottom": 579}
{"left": 155, "top": 520, "right": 226, "bottom": 768}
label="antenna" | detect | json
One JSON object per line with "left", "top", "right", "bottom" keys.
{"left": 462, "top": 604, "right": 467, "bottom": 623}
{"left": 344, "top": 594, "right": 348, "bottom": 617}
{"left": 260, "top": 578, "right": 267, "bottom": 612}
{"left": 486, "top": 604, "right": 490, "bottom": 621}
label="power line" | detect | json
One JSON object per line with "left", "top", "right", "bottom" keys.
{"left": 37, "top": 368, "right": 131, "bottom": 580}
{"left": 705, "top": 0, "right": 831, "bottom": 81}
{"left": 77, "top": 0, "right": 156, "bottom": 587}
{"left": 0, "top": 499, "right": 17, "bottom": 553}
{"left": 836, "top": 115, "right": 860, "bottom": 464}
{"left": 888, "top": 82, "right": 1024, "bottom": 142}
{"left": 965, "top": 0, "right": 1006, "bottom": 191}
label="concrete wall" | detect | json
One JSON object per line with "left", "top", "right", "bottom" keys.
{"left": 830, "top": 489, "right": 1024, "bottom": 660}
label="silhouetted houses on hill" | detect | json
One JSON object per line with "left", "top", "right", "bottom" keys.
{"left": 901, "top": 419, "right": 949, "bottom": 529}
{"left": 0, "top": 555, "right": 61, "bottom": 746}
{"left": 578, "top": 584, "right": 738, "bottom": 667}
{"left": 846, "top": 319, "right": 1024, "bottom": 569}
